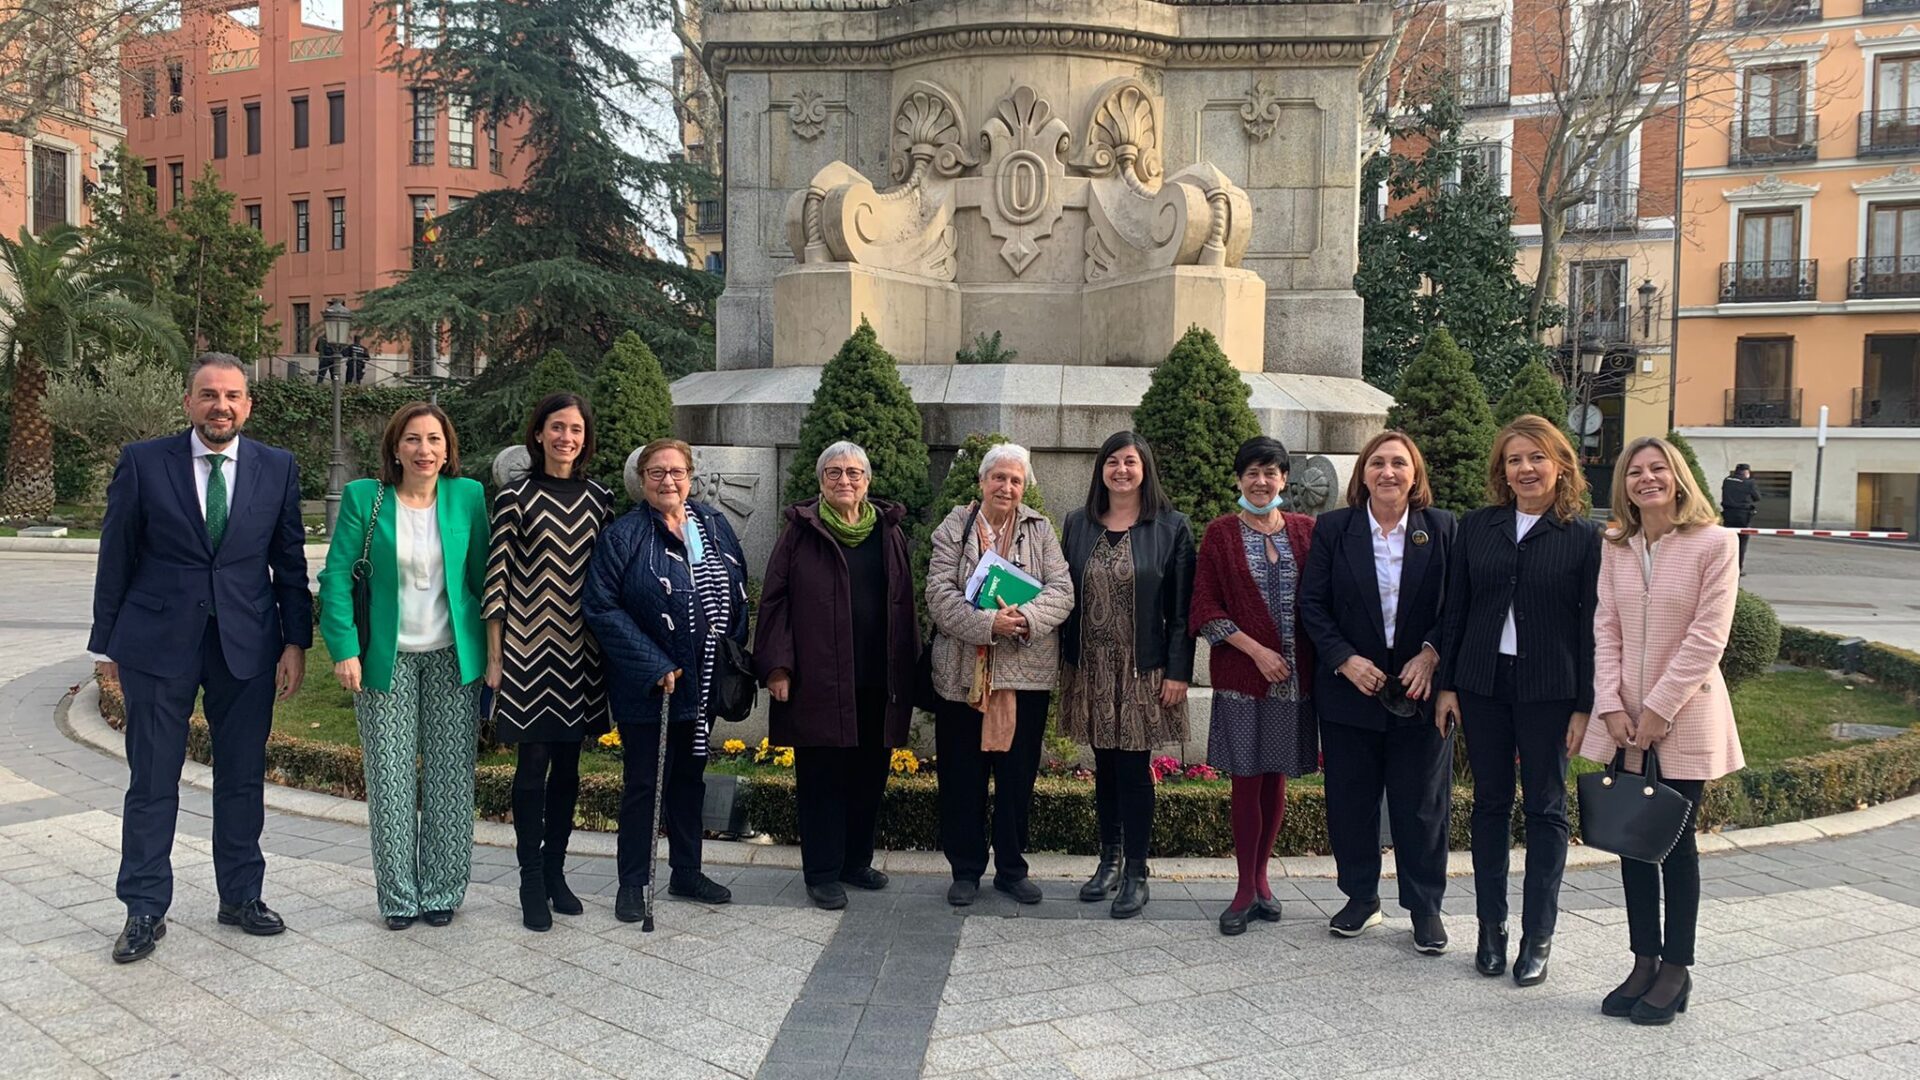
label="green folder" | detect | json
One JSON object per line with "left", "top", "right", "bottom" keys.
{"left": 973, "top": 558, "right": 1043, "bottom": 610}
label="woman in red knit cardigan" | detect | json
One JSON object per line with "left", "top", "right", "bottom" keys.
{"left": 1190, "top": 437, "right": 1318, "bottom": 936}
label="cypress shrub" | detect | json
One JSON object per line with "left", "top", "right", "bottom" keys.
{"left": 1495, "top": 358, "right": 1572, "bottom": 435}
{"left": 524, "top": 349, "right": 585, "bottom": 402}
{"left": 591, "top": 331, "right": 673, "bottom": 497}
{"left": 1667, "top": 429, "right": 1719, "bottom": 513}
{"left": 784, "top": 318, "right": 931, "bottom": 516}
{"left": 1386, "top": 328, "right": 1497, "bottom": 515}
{"left": 1133, "top": 326, "right": 1261, "bottom": 524}
{"left": 1723, "top": 588, "right": 1783, "bottom": 691}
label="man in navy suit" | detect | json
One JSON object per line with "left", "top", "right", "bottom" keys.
{"left": 90, "top": 353, "right": 312, "bottom": 963}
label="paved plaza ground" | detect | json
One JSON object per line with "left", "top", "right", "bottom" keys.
{"left": 2, "top": 548, "right": 1920, "bottom": 1078}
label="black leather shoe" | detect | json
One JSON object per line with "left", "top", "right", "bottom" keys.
{"left": 385, "top": 915, "right": 416, "bottom": 931}
{"left": 1630, "top": 973, "right": 1691, "bottom": 1026}
{"left": 544, "top": 854, "right": 584, "bottom": 917}
{"left": 839, "top": 867, "right": 889, "bottom": 891}
{"left": 1079, "top": 845, "right": 1122, "bottom": 902}
{"left": 1513, "top": 935, "right": 1553, "bottom": 986}
{"left": 1603, "top": 957, "right": 1661, "bottom": 1017}
{"left": 615, "top": 885, "right": 647, "bottom": 923}
{"left": 1412, "top": 914, "right": 1448, "bottom": 955}
{"left": 1476, "top": 922, "right": 1509, "bottom": 977}
{"left": 520, "top": 867, "right": 552, "bottom": 932}
{"left": 216, "top": 899, "right": 286, "bottom": 937}
{"left": 112, "top": 915, "right": 165, "bottom": 963}
{"left": 1219, "top": 905, "right": 1250, "bottom": 937}
{"left": 947, "top": 879, "right": 979, "bottom": 906}
{"left": 668, "top": 871, "right": 732, "bottom": 905}
{"left": 422, "top": 909, "right": 453, "bottom": 927}
{"left": 1253, "top": 897, "right": 1282, "bottom": 922}
{"left": 1328, "top": 898, "right": 1383, "bottom": 938}
{"left": 1110, "top": 862, "right": 1148, "bottom": 920}
{"left": 993, "top": 875, "right": 1043, "bottom": 905}
{"left": 807, "top": 881, "right": 849, "bottom": 910}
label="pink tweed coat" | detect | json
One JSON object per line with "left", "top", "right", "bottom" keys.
{"left": 1578, "top": 524, "right": 1746, "bottom": 781}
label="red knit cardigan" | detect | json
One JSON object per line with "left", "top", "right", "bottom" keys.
{"left": 1190, "top": 512, "right": 1318, "bottom": 699}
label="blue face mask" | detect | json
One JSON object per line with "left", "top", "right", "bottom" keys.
{"left": 1238, "top": 493, "right": 1283, "bottom": 515}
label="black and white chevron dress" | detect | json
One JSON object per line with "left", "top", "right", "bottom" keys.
{"left": 482, "top": 473, "right": 616, "bottom": 743}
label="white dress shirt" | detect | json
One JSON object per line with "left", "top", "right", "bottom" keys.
{"left": 1369, "top": 508, "right": 1408, "bottom": 649}
{"left": 394, "top": 500, "right": 453, "bottom": 653}
{"left": 1499, "top": 509, "right": 1543, "bottom": 656}
{"left": 189, "top": 429, "right": 239, "bottom": 523}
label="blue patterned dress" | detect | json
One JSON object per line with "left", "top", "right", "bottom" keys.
{"left": 1200, "top": 522, "right": 1318, "bottom": 778}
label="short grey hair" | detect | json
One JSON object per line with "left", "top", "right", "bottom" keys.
{"left": 186, "top": 352, "right": 250, "bottom": 392}
{"left": 976, "top": 442, "right": 1034, "bottom": 485}
{"left": 816, "top": 440, "right": 871, "bottom": 481}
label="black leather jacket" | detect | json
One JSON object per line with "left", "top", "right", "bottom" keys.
{"left": 1059, "top": 507, "right": 1197, "bottom": 682}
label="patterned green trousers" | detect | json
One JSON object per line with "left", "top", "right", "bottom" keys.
{"left": 356, "top": 647, "right": 481, "bottom": 918}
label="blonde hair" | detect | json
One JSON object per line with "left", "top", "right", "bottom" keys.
{"left": 1486, "top": 415, "right": 1587, "bottom": 523}
{"left": 1607, "top": 436, "right": 1720, "bottom": 544}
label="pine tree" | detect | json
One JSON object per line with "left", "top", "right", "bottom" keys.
{"left": 86, "top": 144, "right": 180, "bottom": 311}
{"left": 1386, "top": 328, "right": 1497, "bottom": 515}
{"left": 169, "top": 163, "right": 282, "bottom": 360}
{"left": 592, "top": 331, "right": 673, "bottom": 494}
{"left": 1667, "top": 429, "right": 1719, "bottom": 513}
{"left": 1132, "top": 326, "right": 1261, "bottom": 524}
{"left": 785, "top": 319, "right": 931, "bottom": 517}
{"left": 1495, "top": 359, "right": 1572, "bottom": 435}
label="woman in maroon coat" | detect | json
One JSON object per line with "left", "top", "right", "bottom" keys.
{"left": 1190, "top": 436, "right": 1318, "bottom": 937}
{"left": 753, "top": 442, "right": 920, "bottom": 910}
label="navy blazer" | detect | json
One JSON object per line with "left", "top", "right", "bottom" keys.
{"left": 1300, "top": 505, "right": 1456, "bottom": 730}
{"left": 89, "top": 431, "right": 313, "bottom": 681}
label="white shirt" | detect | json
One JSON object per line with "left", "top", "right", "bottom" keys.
{"left": 394, "top": 500, "right": 453, "bottom": 653}
{"left": 1369, "top": 508, "right": 1408, "bottom": 648}
{"left": 189, "top": 429, "right": 239, "bottom": 523}
{"left": 1499, "top": 509, "right": 1544, "bottom": 656}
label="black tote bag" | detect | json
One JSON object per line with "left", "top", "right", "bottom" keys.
{"left": 1576, "top": 747, "right": 1694, "bottom": 864}
{"left": 349, "top": 484, "right": 386, "bottom": 657}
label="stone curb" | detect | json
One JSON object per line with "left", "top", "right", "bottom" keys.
{"left": 0, "top": 537, "right": 335, "bottom": 560}
{"left": 56, "top": 676, "right": 1920, "bottom": 881}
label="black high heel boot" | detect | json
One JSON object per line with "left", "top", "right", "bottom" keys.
{"left": 1512, "top": 935, "right": 1552, "bottom": 986}
{"left": 1475, "top": 922, "right": 1509, "bottom": 977}
{"left": 1630, "top": 968, "right": 1691, "bottom": 1026}
{"left": 519, "top": 866, "right": 551, "bottom": 932}
{"left": 544, "top": 851, "right": 584, "bottom": 917}
{"left": 1110, "top": 860, "right": 1149, "bottom": 920}
{"left": 1602, "top": 955, "right": 1660, "bottom": 1017}
{"left": 1080, "top": 845, "right": 1122, "bottom": 902}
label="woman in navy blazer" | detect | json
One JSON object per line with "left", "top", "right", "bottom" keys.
{"left": 1436, "top": 415, "right": 1602, "bottom": 988}
{"left": 1300, "top": 431, "right": 1456, "bottom": 954}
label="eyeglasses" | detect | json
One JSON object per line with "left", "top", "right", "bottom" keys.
{"left": 823, "top": 467, "right": 866, "bottom": 482}
{"left": 645, "top": 467, "right": 691, "bottom": 482}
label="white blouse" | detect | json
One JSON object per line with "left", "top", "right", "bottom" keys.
{"left": 1499, "top": 510, "right": 1543, "bottom": 656}
{"left": 395, "top": 500, "right": 453, "bottom": 653}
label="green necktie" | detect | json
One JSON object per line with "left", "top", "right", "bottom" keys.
{"left": 204, "top": 453, "right": 229, "bottom": 550}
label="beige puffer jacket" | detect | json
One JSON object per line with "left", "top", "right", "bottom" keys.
{"left": 925, "top": 501, "right": 1074, "bottom": 700}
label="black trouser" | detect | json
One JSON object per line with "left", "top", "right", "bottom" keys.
{"left": 1624, "top": 777, "right": 1707, "bottom": 967}
{"left": 117, "top": 620, "right": 275, "bottom": 916}
{"left": 1723, "top": 509, "right": 1753, "bottom": 569}
{"left": 794, "top": 686, "right": 893, "bottom": 886}
{"left": 1462, "top": 657, "right": 1574, "bottom": 936}
{"left": 935, "top": 690, "right": 1048, "bottom": 882}
{"left": 1320, "top": 717, "right": 1453, "bottom": 916}
{"left": 1092, "top": 747, "right": 1154, "bottom": 863}
{"left": 615, "top": 719, "right": 707, "bottom": 887}
{"left": 511, "top": 740, "right": 583, "bottom": 871}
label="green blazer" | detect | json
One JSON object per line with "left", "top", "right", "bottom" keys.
{"left": 319, "top": 476, "right": 490, "bottom": 693}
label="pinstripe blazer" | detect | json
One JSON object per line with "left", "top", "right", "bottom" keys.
{"left": 1437, "top": 504, "right": 1602, "bottom": 712}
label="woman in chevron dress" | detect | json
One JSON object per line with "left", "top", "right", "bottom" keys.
{"left": 484, "top": 393, "right": 615, "bottom": 931}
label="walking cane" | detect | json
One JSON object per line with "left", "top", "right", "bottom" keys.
{"left": 642, "top": 683, "right": 673, "bottom": 932}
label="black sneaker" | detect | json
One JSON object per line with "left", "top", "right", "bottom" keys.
{"left": 806, "top": 881, "right": 848, "bottom": 910}
{"left": 993, "top": 876, "right": 1043, "bottom": 905}
{"left": 668, "top": 871, "right": 732, "bottom": 905}
{"left": 1412, "top": 913, "right": 1448, "bottom": 955}
{"left": 839, "top": 867, "right": 889, "bottom": 891}
{"left": 1328, "top": 897, "right": 1383, "bottom": 938}
{"left": 947, "top": 879, "right": 979, "bottom": 906}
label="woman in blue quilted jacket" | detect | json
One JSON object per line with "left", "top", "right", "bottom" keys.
{"left": 583, "top": 438, "right": 751, "bottom": 921}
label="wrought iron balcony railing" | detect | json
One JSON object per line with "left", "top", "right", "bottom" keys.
{"left": 1720, "top": 260, "right": 1818, "bottom": 303}
{"left": 1729, "top": 115, "right": 1818, "bottom": 166}
{"left": 1565, "top": 187, "right": 1638, "bottom": 233}
{"left": 1734, "top": 0, "right": 1822, "bottom": 27}
{"left": 1457, "top": 66, "right": 1509, "bottom": 109}
{"left": 1848, "top": 256, "right": 1920, "bottom": 299}
{"left": 1858, "top": 110, "right": 1920, "bottom": 157}
{"left": 1725, "top": 388, "right": 1803, "bottom": 427}
{"left": 1854, "top": 387, "right": 1920, "bottom": 426}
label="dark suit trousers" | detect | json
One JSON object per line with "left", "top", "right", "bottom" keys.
{"left": 794, "top": 686, "right": 893, "bottom": 885}
{"left": 117, "top": 620, "right": 275, "bottom": 916}
{"left": 1723, "top": 509, "right": 1754, "bottom": 569}
{"left": 1320, "top": 716, "right": 1453, "bottom": 916}
{"left": 615, "top": 719, "right": 707, "bottom": 887}
{"left": 1624, "top": 778, "right": 1706, "bottom": 966}
{"left": 935, "top": 690, "right": 1047, "bottom": 882}
{"left": 1462, "top": 657, "right": 1573, "bottom": 935}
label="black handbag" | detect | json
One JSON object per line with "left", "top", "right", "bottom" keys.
{"left": 710, "top": 634, "right": 757, "bottom": 724}
{"left": 914, "top": 500, "right": 983, "bottom": 713}
{"left": 1576, "top": 748, "right": 1694, "bottom": 864}
{"left": 349, "top": 484, "right": 386, "bottom": 657}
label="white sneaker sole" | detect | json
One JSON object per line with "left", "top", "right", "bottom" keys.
{"left": 1329, "top": 909, "right": 1384, "bottom": 937}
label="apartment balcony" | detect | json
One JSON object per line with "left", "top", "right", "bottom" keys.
{"left": 1719, "top": 260, "right": 1818, "bottom": 303}
{"left": 1865, "top": 0, "right": 1920, "bottom": 15}
{"left": 1725, "top": 388, "right": 1803, "bottom": 427}
{"left": 1854, "top": 387, "right": 1920, "bottom": 426}
{"left": 1564, "top": 187, "right": 1638, "bottom": 234}
{"left": 290, "top": 34, "right": 344, "bottom": 63}
{"left": 1734, "top": 0, "right": 1822, "bottom": 27}
{"left": 1568, "top": 305, "right": 1631, "bottom": 348}
{"left": 1858, "top": 110, "right": 1920, "bottom": 157}
{"left": 1729, "top": 116, "right": 1818, "bottom": 167}
{"left": 208, "top": 48, "right": 260, "bottom": 75}
{"left": 1457, "top": 66, "right": 1509, "bottom": 109}
{"left": 1848, "top": 256, "right": 1920, "bottom": 299}
{"left": 696, "top": 199, "right": 725, "bottom": 235}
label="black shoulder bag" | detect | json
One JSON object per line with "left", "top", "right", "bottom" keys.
{"left": 914, "top": 501, "right": 982, "bottom": 713}
{"left": 349, "top": 484, "right": 386, "bottom": 657}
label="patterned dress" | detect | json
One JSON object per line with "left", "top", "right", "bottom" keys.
{"left": 1201, "top": 522, "right": 1317, "bottom": 777}
{"left": 482, "top": 473, "right": 615, "bottom": 743}
{"left": 1059, "top": 531, "right": 1186, "bottom": 751}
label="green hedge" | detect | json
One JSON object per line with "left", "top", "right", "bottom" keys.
{"left": 244, "top": 379, "right": 420, "bottom": 500}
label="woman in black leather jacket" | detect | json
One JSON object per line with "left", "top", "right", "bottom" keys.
{"left": 1058, "top": 431, "right": 1196, "bottom": 919}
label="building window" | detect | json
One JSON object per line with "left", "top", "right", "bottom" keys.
{"left": 293, "top": 199, "right": 309, "bottom": 252}
{"left": 1582, "top": 1, "right": 1632, "bottom": 75}
{"left": 1461, "top": 141, "right": 1502, "bottom": 186}
{"left": 1729, "top": 337, "right": 1799, "bottom": 425}
{"left": 245, "top": 203, "right": 262, "bottom": 231}
{"left": 487, "top": 122, "right": 501, "bottom": 173}
{"left": 1861, "top": 334, "right": 1920, "bottom": 427}
{"left": 143, "top": 164, "right": 157, "bottom": 191}
{"left": 292, "top": 96, "right": 310, "bottom": 149}
{"left": 411, "top": 89, "right": 436, "bottom": 165}
{"left": 244, "top": 102, "right": 261, "bottom": 155}
{"left": 169, "top": 162, "right": 184, "bottom": 208}
{"left": 1734, "top": 207, "right": 1801, "bottom": 296}
{"left": 705, "top": 251, "right": 725, "bottom": 275}
{"left": 291, "top": 303, "right": 311, "bottom": 354}
{"left": 411, "top": 194, "right": 435, "bottom": 266}
{"left": 695, "top": 198, "right": 724, "bottom": 234}
{"left": 30, "top": 146, "right": 69, "bottom": 234}
{"left": 1860, "top": 203, "right": 1920, "bottom": 298}
{"left": 327, "top": 90, "right": 346, "bottom": 144}
{"left": 1569, "top": 260, "right": 1628, "bottom": 344}
{"left": 410, "top": 325, "right": 437, "bottom": 375}
{"left": 1743, "top": 65, "right": 1806, "bottom": 146}
{"left": 329, "top": 196, "right": 346, "bottom": 249}
{"left": 1455, "top": 17, "right": 1505, "bottom": 107}
{"left": 212, "top": 108, "right": 228, "bottom": 159}
{"left": 449, "top": 96, "right": 475, "bottom": 168}
{"left": 166, "top": 59, "right": 183, "bottom": 113}
{"left": 138, "top": 69, "right": 158, "bottom": 118}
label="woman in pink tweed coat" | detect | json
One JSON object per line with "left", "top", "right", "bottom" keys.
{"left": 1575, "top": 436, "right": 1745, "bottom": 1027}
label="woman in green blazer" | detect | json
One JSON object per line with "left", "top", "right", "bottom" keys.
{"left": 319, "top": 402, "right": 489, "bottom": 930}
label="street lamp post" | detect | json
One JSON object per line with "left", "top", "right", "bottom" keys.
{"left": 321, "top": 299, "right": 352, "bottom": 537}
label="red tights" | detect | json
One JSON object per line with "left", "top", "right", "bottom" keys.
{"left": 1229, "top": 773, "right": 1287, "bottom": 911}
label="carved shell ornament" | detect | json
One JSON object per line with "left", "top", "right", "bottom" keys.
{"left": 1241, "top": 77, "right": 1283, "bottom": 141}
{"left": 789, "top": 90, "right": 828, "bottom": 140}
{"left": 1281, "top": 455, "right": 1340, "bottom": 514}
{"left": 1084, "top": 82, "right": 1163, "bottom": 189}
{"left": 891, "top": 85, "right": 977, "bottom": 184}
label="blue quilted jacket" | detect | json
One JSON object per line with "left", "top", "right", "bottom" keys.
{"left": 583, "top": 500, "right": 750, "bottom": 726}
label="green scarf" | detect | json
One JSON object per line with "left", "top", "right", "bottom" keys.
{"left": 819, "top": 499, "right": 877, "bottom": 547}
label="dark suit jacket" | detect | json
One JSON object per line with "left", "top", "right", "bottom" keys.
{"left": 1300, "top": 505, "right": 1456, "bottom": 730}
{"left": 89, "top": 432, "right": 313, "bottom": 681}
{"left": 1720, "top": 474, "right": 1760, "bottom": 518}
{"left": 1436, "top": 504, "right": 1601, "bottom": 713}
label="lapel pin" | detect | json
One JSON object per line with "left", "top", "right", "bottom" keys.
{"left": 1411, "top": 530, "right": 1430, "bottom": 546}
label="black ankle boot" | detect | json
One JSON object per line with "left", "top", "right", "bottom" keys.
{"left": 544, "top": 851, "right": 583, "bottom": 917}
{"left": 1111, "top": 860, "right": 1149, "bottom": 920}
{"left": 519, "top": 866, "right": 551, "bottom": 932}
{"left": 1513, "top": 935, "right": 1553, "bottom": 987}
{"left": 1079, "top": 845, "right": 1122, "bottom": 902}
{"left": 1475, "top": 921, "right": 1509, "bottom": 977}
